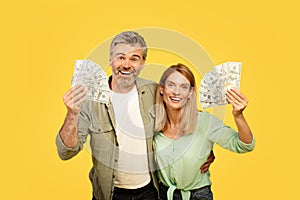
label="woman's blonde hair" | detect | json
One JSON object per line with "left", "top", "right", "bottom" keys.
{"left": 154, "top": 63, "right": 198, "bottom": 134}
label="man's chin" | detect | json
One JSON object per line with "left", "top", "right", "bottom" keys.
{"left": 117, "top": 77, "right": 136, "bottom": 87}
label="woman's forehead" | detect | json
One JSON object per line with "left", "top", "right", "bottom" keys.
{"left": 166, "top": 71, "right": 190, "bottom": 84}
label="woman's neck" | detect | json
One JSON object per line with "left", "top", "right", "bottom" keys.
{"left": 163, "top": 109, "right": 184, "bottom": 140}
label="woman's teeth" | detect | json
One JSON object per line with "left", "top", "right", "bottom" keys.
{"left": 170, "top": 97, "right": 182, "bottom": 101}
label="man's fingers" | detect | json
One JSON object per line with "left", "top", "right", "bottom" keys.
{"left": 200, "top": 162, "right": 209, "bottom": 173}
{"left": 200, "top": 150, "right": 215, "bottom": 173}
{"left": 72, "top": 88, "right": 88, "bottom": 104}
{"left": 63, "top": 85, "right": 87, "bottom": 111}
{"left": 64, "top": 85, "right": 82, "bottom": 98}
{"left": 200, "top": 162, "right": 209, "bottom": 169}
{"left": 73, "top": 94, "right": 87, "bottom": 108}
{"left": 63, "top": 85, "right": 83, "bottom": 103}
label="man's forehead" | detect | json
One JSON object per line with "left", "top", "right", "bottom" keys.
{"left": 112, "top": 43, "right": 143, "bottom": 56}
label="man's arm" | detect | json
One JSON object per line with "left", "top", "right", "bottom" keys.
{"left": 59, "top": 85, "right": 87, "bottom": 147}
{"left": 56, "top": 85, "right": 88, "bottom": 160}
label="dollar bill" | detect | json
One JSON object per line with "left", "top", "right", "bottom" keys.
{"left": 199, "top": 62, "right": 241, "bottom": 109}
{"left": 71, "top": 59, "right": 111, "bottom": 104}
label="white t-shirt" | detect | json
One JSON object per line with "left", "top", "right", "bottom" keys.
{"left": 111, "top": 86, "right": 151, "bottom": 189}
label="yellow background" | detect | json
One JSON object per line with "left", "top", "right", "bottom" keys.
{"left": 1, "top": 0, "right": 299, "bottom": 199}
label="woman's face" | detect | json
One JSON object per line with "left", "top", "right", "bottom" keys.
{"left": 160, "top": 71, "right": 194, "bottom": 111}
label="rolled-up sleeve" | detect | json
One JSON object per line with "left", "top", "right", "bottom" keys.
{"left": 55, "top": 102, "right": 91, "bottom": 160}
{"left": 56, "top": 133, "right": 81, "bottom": 160}
{"left": 217, "top": 131, "right": 255, "bottom": 153}
{"left": 204, "top": 112, "right": 255, "bottom": 153}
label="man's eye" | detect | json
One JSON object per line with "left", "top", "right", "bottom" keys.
{"left": 118, "top": 57, "right": 125, "bottom": 60}
{"left": 131, "top": 58, "right": 139, "bottom": 62}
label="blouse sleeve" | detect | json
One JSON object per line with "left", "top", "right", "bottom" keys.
{"left": 201, "top": 112, "right": 255, "bottom": 153}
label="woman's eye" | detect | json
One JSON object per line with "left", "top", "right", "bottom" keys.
{"left": 167, "top": 83, "right": 174, "bottom": 88}
{"left": 182, "top": 86, "right": 188, "bottom": 90}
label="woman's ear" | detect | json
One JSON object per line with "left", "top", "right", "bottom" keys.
{"left": 159, "top": 86, "right": 163, "bottom": 96}
{"left": 188, "top": 87, "right": 195, "bottom": 99}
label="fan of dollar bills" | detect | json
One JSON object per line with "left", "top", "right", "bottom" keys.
{"left": 199, "top": 62, "right": 242, "bottom": 109}
{"left": 71, "top": 59, "right": 111, "bottom": 104}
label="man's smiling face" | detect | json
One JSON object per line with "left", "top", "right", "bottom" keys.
{"left": 110, "top": 43, "right": 145, "bottom": 92}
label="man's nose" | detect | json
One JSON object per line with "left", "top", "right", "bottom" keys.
{"left": 122, "top": 58, "right": 131, "bottom": 68}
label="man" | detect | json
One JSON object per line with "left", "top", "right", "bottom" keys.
{"left": 56, "top": 31, "right": 214, "bottom": 200}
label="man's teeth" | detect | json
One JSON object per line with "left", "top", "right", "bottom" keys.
{"left": 120, "top": 71, "right": 132, "bottom": 75}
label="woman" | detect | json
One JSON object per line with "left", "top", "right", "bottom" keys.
{"left": 154, "top": 63, "right": 255, "bottom": 200}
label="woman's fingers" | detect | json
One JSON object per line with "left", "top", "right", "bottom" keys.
{"left": 226, "top": 89, "right": 248, "bottom": 116}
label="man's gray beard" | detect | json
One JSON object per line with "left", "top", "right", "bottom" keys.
{"left": 116, "top": 76, "right": 136, "bottom": 88}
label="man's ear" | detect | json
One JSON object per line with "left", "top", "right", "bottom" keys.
{"left": 141, "top": 59, "right": 146, "bottom": 69}
{"left": 140, "top": 63, "right": 145, "bottom": 71}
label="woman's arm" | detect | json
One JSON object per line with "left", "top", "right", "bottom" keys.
{"left": 226, "top": 88, "right": 253, "bottom": 144}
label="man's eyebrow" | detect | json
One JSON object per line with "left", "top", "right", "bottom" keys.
{"left": 115, "top": 53, "right": 125, "bottom": 56}
{"left": 114, "top": 53, "right": 142, "bottom": 59}
{"left": 131, "top": 54, "right": 142, "bottom": 59}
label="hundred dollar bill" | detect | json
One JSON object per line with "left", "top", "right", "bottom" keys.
{"left": 71, "top": 59, "right": 110, "bottom": 104}
{"left": 199, "top": 62, "right": 241, "bottom": 109}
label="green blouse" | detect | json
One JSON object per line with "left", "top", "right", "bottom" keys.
{"left": 154, "top": 111, "right": 255, "bottom": 200}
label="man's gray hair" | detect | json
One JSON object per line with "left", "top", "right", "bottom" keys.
{"left": 110, "top": 31, "right": 148, "bottom": 59}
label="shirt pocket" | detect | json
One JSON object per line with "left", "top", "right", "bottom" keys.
{"left": 89, "top": 122, "right": 113, "bottom": 134}
{"left": 88, "top": 122, "right": 116, "bottom": 165}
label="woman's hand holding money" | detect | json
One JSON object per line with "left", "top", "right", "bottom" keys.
{"left": 226, "top": 88, "right": 253, "bottom": 144}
